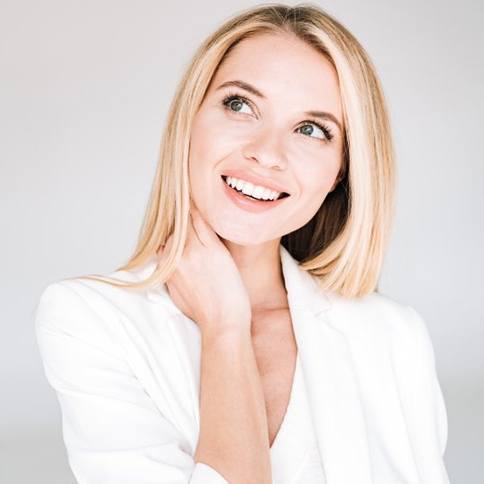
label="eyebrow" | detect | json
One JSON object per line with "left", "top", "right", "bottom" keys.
{"left": 216, "top": 79, "right": 343, "bottom": 133}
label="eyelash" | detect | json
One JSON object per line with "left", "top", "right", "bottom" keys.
{"left": 221, "top": 90, "right": 334, "bottom": 143}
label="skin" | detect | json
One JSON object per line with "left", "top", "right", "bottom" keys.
{"left": 188, "top": 31, "right": 344, "bottom": 320}
{"left": 158, "top": 31, "right": 345, "bottom": 481}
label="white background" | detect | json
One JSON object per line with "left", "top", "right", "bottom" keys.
{"left": 1, "top": 0, "right": 482, "bottom": 482}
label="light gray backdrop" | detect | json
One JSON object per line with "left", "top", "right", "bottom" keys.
{"left": 1, "top": 0, "right": 482, "bottom": 482}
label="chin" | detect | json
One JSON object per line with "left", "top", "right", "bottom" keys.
{"left": 208, "top": 216, "right": 276, "bottom": 246}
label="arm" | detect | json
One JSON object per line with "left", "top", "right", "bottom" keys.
{"left": 194, "top": 327, "right": 272, "bottom": 484}
{"left": 394, "top": 305, "right": 450, "bottom": 483}
{"left": 35, "top": 281, "right": 229, "bottom": 483}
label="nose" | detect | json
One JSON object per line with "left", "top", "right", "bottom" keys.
{"left": 241, "top": 124, "right": 288, "bottom": 170}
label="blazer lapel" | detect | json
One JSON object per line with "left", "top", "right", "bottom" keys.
{"left": 142, "top": 245, "right": 373, "bottom": 483}
{"left": 280, "top": 245, "right": 373, "bottom": 484}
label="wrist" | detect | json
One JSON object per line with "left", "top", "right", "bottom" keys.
{"left": 201, "top": 323, "right": 252, "bottom": 345}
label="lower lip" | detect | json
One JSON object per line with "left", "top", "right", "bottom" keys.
{"left": 221, "top": 176, "right": 289, "bottom": 213}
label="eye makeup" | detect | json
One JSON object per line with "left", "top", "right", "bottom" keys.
{"left": 220, "top": 90, "right": 334, "bottom": 143}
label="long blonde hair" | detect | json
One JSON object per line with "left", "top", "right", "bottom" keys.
{"left": 78, "top": 2, "right": 396, "bottom": 299}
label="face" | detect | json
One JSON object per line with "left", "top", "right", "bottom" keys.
{"left": 188, "top": 32, "right": 344, "bottom": 245}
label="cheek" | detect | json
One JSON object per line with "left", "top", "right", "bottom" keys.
{"left": 189, "top": 115, "right": 221, "bottom": 178}
{"left": 308, "top": 171, "right": 336, "bottom": 197}
{"left": 188, "top": 114, "right": 237, "bottom": 211}
{"left": 300, "top": 185, "right": 330, "bottom": 216}
{"left": 190, "top": 119, "right": 238, "bottom": 177}
{"left": 299, "top": 155, "right": 341, "bottom": 196}
{"left": 292, "top": 160, "right": 341, "bottom": 217}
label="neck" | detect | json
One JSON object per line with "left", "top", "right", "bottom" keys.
{"left": 221, "top": 238, "right": 288, "bottom": 313}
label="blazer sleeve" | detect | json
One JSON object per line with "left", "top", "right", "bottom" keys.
{"left": 394, "top": 305, "right": 450, "bottom": 484}
{"left": 34, "top": 281, "right": 228, "bottom": 484}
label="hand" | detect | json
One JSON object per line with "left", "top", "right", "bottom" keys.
{"left": 156, "top": 198, "right": 252, "bottom": 335}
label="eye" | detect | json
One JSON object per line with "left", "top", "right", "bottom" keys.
{"left": 221, "top": 92, "right": 254, "bottom": 116}
{"left": 297, "top": 121, "right": 334, "bottom": 143}
{"left": 221, "top": 91, "right": 334, "bottom": 143}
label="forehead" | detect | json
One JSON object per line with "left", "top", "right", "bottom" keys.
{"left": 210, "top": 32, "right": 342, "bottom": 118}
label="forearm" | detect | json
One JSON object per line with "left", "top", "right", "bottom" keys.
{"left": 194, "top": 326, "right": 272, "bottom": 484}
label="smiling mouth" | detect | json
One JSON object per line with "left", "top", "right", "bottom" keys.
{"left": 221, "top": 175, "right": 290, "bottom": 201}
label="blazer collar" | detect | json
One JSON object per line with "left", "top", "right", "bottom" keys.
{"left": 143, "top": 243, "right": 332, "bottom": 313}
{"left": 141, "top": 245, "right": 373, "bottom": 484}
{"left": 278, "top": 243, "right": 332, "bottom": 316}
{"left": 279, "top": 245, "right": 373, "bottom": 484}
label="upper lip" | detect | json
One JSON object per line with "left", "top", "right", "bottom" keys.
{"left": 221, "top": 169, "right": 291, "bottom": 195}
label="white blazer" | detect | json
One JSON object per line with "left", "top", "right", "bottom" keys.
{"left": 35, "top": 244, "right": 450, "bottom": 484}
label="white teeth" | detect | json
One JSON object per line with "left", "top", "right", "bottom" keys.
{"left": 241, "top": 182, "right": 254, "bottom": 196}
{"left": 225, "top": 176, "right": 282, "bottom": 201}
{"left": 253, "top": 186, "right": 265, "bottom": 199}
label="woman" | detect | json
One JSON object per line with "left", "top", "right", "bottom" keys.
{"left": 35, "top": 3, "right": 450, "bottom": 483}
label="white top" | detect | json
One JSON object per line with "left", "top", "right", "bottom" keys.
{"left": 34, "top": 244, "right": 450, "bottom": 483}
{"left": 270, "top": 352, "right": 327, "bottom": 483}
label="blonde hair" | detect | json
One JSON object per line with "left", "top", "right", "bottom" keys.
{"left": 78, "top": 2, "right": 396, "bottom": 299}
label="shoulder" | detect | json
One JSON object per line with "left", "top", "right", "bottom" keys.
{"left": 326, "top": 291, "right": 442, "bottom": 395}
{"left": 34, "top": 261, "right": 157, "bottom": 354}
{"left": 34, "top": 280, "right": 119, "bottom": 360}
{"left": 326, "top": 289, "right": 419, "bottom": 327}
{"left": 324, "top": 288, "right": 442, "bottom": 392}
{"left": 324, "top": 290, "right": 432, "bottom": 353}
{"left": 324, "top": 291, "right": 448, "bottom": 463}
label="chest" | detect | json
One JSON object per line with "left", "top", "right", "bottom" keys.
{"left": 251, "top": 309, "right": 298, "bottom": 447}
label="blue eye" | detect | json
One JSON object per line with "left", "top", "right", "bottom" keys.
{"left": 221, "top": 91, "right": 334, "bottom": 143}
{"left": 297, "top": 121, "right": 334, "bottom": 142}
{"left": 222, "top": 94, "right": 253, "bottom": 115}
